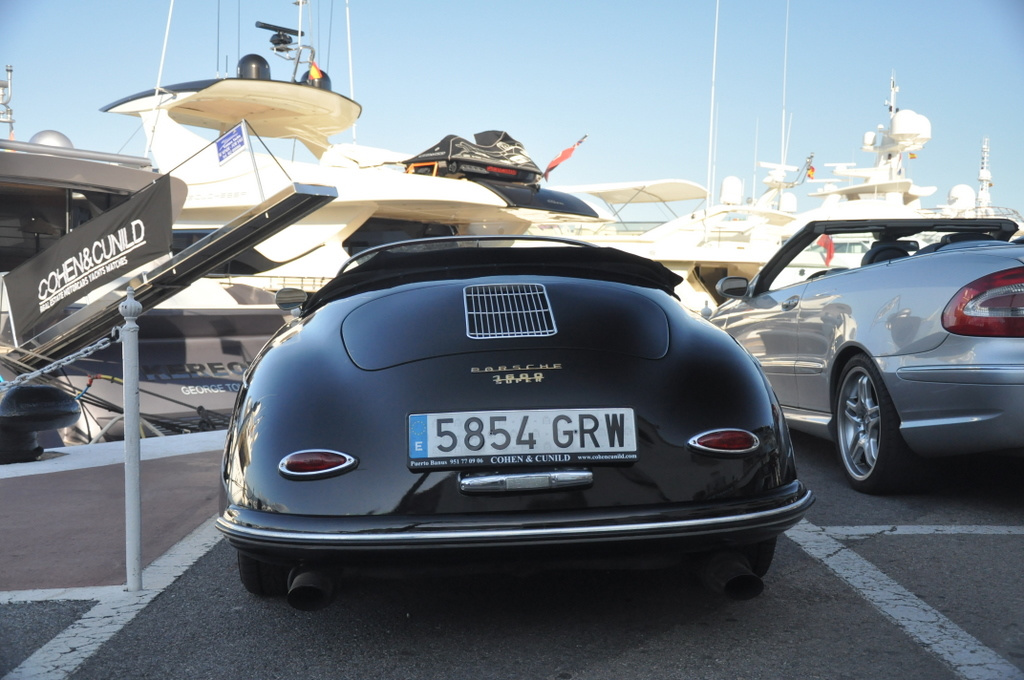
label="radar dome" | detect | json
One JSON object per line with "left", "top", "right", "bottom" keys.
{"left": 946, "top": 184, "right": 976, "bottom": 209}
{"left": 890, "top": 109, "right": 931, "bottom": 144}
{"left": 301, "top": 69, "right": 332, "bottom": 91}
{"left": 29, "top": 130, "right": 74, "bottom": 148}
{"left": 718, "top": 176, "right": 743, "bottom": 205}
{"left": 237, "top": 54, "right": 271, "bottom": 80}
{"left": 778, "top": 192, "right": 797, "bottom": 213}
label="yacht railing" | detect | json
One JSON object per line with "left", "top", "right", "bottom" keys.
{"left": 918, "top": 205, "right": 1024, "bottom": 229}
{"left": 218, "top": 274, "right": 334, "bottom": 293}
{"left": 0, "top": 138, "right": 153, "bottom": 169}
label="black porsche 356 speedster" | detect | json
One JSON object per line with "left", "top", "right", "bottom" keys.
{"left": 216, "top": 235, "right": 813, "bottom": 610}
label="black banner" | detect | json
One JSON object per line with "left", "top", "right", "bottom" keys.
{"left": 4, "top": 174, "right": 173, "bottom": 338}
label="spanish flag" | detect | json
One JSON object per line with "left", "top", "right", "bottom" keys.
{"left": 909, "top": 153, "right": 917, "bottom": 159}
{"left": 309, "top": 61, "right": 323, "bottom": 80}
{"left": 807, "top": 165, "right": 815, "bottom": 180}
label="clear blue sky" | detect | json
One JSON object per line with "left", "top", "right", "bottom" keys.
{"left": 4, "top": 0, "right": 1024, "bottom": 213}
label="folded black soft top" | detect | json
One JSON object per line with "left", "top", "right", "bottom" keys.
{"left": 304, "top": 244, "right": 683, "bottom": 313}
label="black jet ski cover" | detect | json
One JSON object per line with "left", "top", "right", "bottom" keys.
{"left": 403, "top": 131, "right": 542, "bottom": 184}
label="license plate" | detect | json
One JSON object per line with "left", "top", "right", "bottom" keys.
{"left": 408, "top": 408, "right": 637, "bottom": 470}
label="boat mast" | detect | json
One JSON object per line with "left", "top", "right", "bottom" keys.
{"left": 779, "top": 0, "right": 790, "bottom": 171}
{"left": 977, "top": 137, "right": 992, "bottom": 208}
{"left": 346, "top": 0, "right": 356, "bottom": 143}
{"left": 705, "top": 0, "right": 720, "bottom": 209}
{"left": 147, "top": 0, "right": 177, "bottom": 162}
{"left": 882, "top": 75, "right": 900, "bottom": 179}
{"left": 0, "top": 65, "right": 12, "bottom": 139}
{"left": 770, "top": 0, "right": 793, "bottom": 212}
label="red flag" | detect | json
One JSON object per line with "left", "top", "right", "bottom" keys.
{"left": 807, "top": 165, "right": 815, "bottom": 179}
{"left": 543, "top": 135, "right": 587, "bottom": 181}
{"left": 816, "top": 234, "right": 835, "bottom": 266}
{"left": 309, "top": 61, "right": 323, "bottom": 79}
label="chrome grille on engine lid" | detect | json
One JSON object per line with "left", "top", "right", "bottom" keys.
{"left": 464, "top": 284, "right": 557, "bottom": 339}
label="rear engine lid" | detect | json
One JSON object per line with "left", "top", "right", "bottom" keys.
{"left": 342, "top": 280, "right": 669, "bottom": 369}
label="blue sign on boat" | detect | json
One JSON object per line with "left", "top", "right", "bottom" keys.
{"left": 216, "top": 123, "right": 247, "bottom": 165}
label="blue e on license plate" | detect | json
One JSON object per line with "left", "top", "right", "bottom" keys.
{"left": 408, "top": 408, "right": 637, "bottom": 470}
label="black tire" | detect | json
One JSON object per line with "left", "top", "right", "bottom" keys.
{"left": 833, "top": 354, "right": 923, "bottom": 494}
{"left": 742, "top": 537, "right": 777, "bottom": 577}
{"left": 237, "top": 552, "right": 289, "bottom": 597}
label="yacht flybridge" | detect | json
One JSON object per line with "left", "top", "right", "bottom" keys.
{"left": 101, "top": 21, "right": 604, "bottom": 289}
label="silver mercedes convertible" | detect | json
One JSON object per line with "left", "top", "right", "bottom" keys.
{"left": 710, "top": 218, "right": 1024, "bottom": 494}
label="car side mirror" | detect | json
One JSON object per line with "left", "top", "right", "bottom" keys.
{"left": 715, "top": 276, "right": 750, "bottom": 299}
{"left": 275, "top": 287, "right": 308, "bottom": 311}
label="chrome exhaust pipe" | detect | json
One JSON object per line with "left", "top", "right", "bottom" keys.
{"left": 696, "top": 550, "right": 764, "bottom": 600}
{"left": 286, "top": 567, "right": 336, "bottom": 611}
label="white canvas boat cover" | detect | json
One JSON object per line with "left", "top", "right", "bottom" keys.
{"left": 554, "top": 179, "right": 707, "bottom": 206}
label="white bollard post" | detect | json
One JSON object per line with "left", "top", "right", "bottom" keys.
{"left": 120, "top": 287, "right": 144, "bottom": 592}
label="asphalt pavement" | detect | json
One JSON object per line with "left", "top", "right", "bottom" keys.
{"left": 2, "top": 430, "right": 1022, "bottom": 680}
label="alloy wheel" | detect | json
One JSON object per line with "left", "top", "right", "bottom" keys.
{"left": 837, "top": 365, "right": 881, "bottom": 480}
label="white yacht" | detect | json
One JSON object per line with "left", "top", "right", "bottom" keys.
{"left": 0, "top": 8, "right": 609, "bottom": 447}
{"left": 536, "top": 163, "right": 809, "bottom": 312}
{"left": 781, "top": 79, "right": 1021, "bottom": 229}
{"left": 546, "top": 80, "right": 1021, "bottom": 313}
{"left": 101, "top": 20, "right": 606, "bottom": 293}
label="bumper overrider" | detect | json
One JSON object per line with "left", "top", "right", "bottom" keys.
{"left": 216, "top": 481, "right": 814, "bottom": 566}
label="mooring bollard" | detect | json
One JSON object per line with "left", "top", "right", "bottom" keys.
{"left": 120, "top": 287, "right": 143, "bottom": 592}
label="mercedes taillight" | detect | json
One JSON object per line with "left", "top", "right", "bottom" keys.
{"left": 941, "top": 267, "right": 1024, "bottom": 337}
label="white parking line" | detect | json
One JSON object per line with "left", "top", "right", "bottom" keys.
{"left": 2, "top": 518, "right": 222, "bottom": 680}
{"left": 788, "top": 520, "right": 1024, "bottom": 680}
{"left": 0, "top": 585, "right": 123, "bottom": 605}
{"left": 823, "top": 525, "right": 1024, "bottom": 538}
{"left": 3, "top": 520, "right": 1022, "bottom": 679}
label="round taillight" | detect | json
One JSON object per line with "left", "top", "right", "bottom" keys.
{"left": 688, "top": 429, "right": 760, "bottom": 456}
{"left": 279, "top": 450, "right": 359, "bottom": 480}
